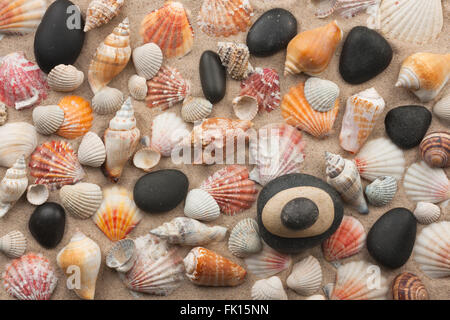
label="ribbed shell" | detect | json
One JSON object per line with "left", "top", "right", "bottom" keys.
{"left": 105, "top": 239, "right": 136, "bottom": 273}
{"left": 413, "top": 202, "right": 441, "bottom": 225}
{"left": 420, "top": 132, "right": 449, "bottom": 168}
{"left": 365, "top": 176, "right": 397, "bottom": 207}
{"left": 217, "top": 42, "right": 253, "bottom": 80}
{"left": 304, "top": 77, "right": 340, "bottom": 112}
{"left": 0, "top": 122, "right": 37, "bottom": 168}
{"left": 392, "top": 272, "right": 429, "bottom": 300}
{"left": 128, "top": 75, "right": 147, "bottom": 101}
{"left": 184, "top": 188, "right": 221, "bottom": 222}
{"left": 26, "top": 184, "right": 48, "bottom": 206}
{"left": 150, "top": 112, "right": 189, "bottom": 157}
{"left": 0, "top": 230, "right": 26, "bottom": 258}
{"left": 0, "top": 0, "right": 47, "bottom": 35}
{"left": 228, "top": 218, "right": 262, "bottom": 258}
{"left": 181, "top": 96, "right": 212, "bottom": 123}
{"left": 132, "top": 43, "right": 163, "bottom": 80}
{"left": 56, "top": 96, "right": 93, "bottom": 139}
{"left": 244, "top": 243, "right": 291, "bottom": 278}
{"left": 78, "top": 132, "right": 106, "bottom": 168}
{"left": 92, "top": 86, "right": 124, "bottom": 115}
{"left": 252, "top": 276, "right": 288, "bottom": 300}
{"left": 315, "top": 0, "right": 379, "bottom": 19}
{"left": 433, "top": 94, "right": 450, "bottom": 123}
{"left": 286, "top": 256, "right": 322, "bottom": 296}
{"left": 60, "top": 183, "right": 103, "bottom": 219}
{"left": 84, "top": 0, "right": 124, "bottom": 32}
{"left": 0, "top": 155, "right": 28, "bottom": 218}
{"left": 32, "top": 105, "right": 65, "bottom": 135}
{"left": 47, "top": 64, "right": 84, "bottom": 92}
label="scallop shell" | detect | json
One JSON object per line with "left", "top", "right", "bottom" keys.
{"left": 47, "top": 64, "right": 84, "bottom": 92}
{"left": 0, "top": 0, "right": 47, "bottom": 36}
{"left": 140, "top": 1, "right": 194, "bottom": 59}
{"left": 244, "top": 242, "right": 291, "bottom": 278}
{"left": 287, "top": 256, "right": 322, "bottom": 296}
{"left": 56, "top": 96, "right": 93, "bottom": 140}
{"left": 0, "top": 230, "right": 26, "bottom": 258}
{"left": 315, "top": 0, "right": 379, "bottom": 19}
{"left": 128, "top": 75, "right": 147, "bottom": 101}
{"left": 84, "top": 0, "right": 124, "bottom": 32}
{"left": 2, "top": 253, "right": 57, "bottom": 300}
{"left": 0, "top": 122, "right": 37, "bottom": 168}
{"left": 420, "top": 131, "right": 449, "bottom": 168}
{"left": 150, "top": 112, "right": 189, "bottom": 157}
{"left": 413, "top": 221, "right": 450, "bottom": 279}
{"left": 365, "top": 176, "right": 397, "bottom": 207}
{"left": 392, "top": 272, "right": 429, "bottom": 300}
{"left": 26, "top": 184, "right": 48, "bottom": 206}
{"left": 184, "top": 246, "right": 247, "bottom": 286}
{"left": 0, "top": 155, "right": 28, "bottom": 218}
{"left": 60, "top": 183, "right": 103, "bottom": 220}
{"left": 228, "top": 218, "right": 262, "bottom": 258}
{"left": 92, "top": 86, "right": 124, "bottom": 115}
{"left": 433, "top": 94, "right": 450, "bottom": 123}
{"left": 304, "top": 77, "right": 340, "bottom": 112}
{"left": 252, "top": 276, "right": 288, "bottom": 300}
{"left": 0, "top": 102, "right": 6, "bottom": 125}
{"left": 217, "top": 42, "right": 253, "bottom": 80}
{"left": 353, "top": 137, "right": 406, "bottom": 181}
{"left": 0, "top": 52, "right": 48, "bottom": 109}
{"left": 181, "top": 96, "right": 213, "bottom": 123}
{"left": 184, "top": 188, "right": 221, "bottom": 222}
{"left": 32, "top": 105, "right": 65, "bottom": 135}
{"left": 78, "top": 132, "right": 106, "bottom": 168}
{"left": 132, "top": 43, "right": 163, "bottom": 80}
{"left": 413, "top": 202, "right": 441, "bottom": 225}
{"left": 29, "top": 140, "right": 85, "bottom": 191}
{"left": 132, "top": 147, "right": 161, "bottom": 172}
{"left": 105, "top": 239, "right": 136, "bottom": 273}
{"left": 403, "top": 161, "right": 449, "bottom": 204}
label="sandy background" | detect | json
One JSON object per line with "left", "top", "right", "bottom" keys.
{"left": 0, "top": 0, "right": 449, "bottom": 300}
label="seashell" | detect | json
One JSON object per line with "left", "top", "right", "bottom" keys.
{"left": 29, "top": 140, "right": 85, "bottom": 191}
{"left": 339, "top": 88, "right": 385, "bottom": 153}
{"left": 140, "top": 1, "right": 194, "bottom": 59}
{"left": 0, "top": 52, "right": 48, "bottom": 109}
{"left": 353, "top": 137, "right": 406, "bottom": 181}
{"left": 403, "top": 161, "right": 449, "bottom": 204}
{"left": 184, "top": 188, "right": 221, "bottom": 222}
{"left": 57, "top": 231, "right": 101, "bottom": 300}
{"left": 32, "top": 105, "right": 64, "bottom": 135}
{"left": 84, "top": 0, "right": 124, "bottom": 32}
{"left": 433, "top": 94, "right": 450, "bottom": 123}
{"left": 78, "top": 132, "right": 106, "bottom": 168}
{"left": 244, "top": 242, "right": 291, "bottom": 278}
{"left": 47, "top": 64, "right": 84, "bottom": 92}
{"left": 181, "top": 96, "right": 213, "bottom": 123}
{"left": 315, "top": 0, "right": 379, "bottom": 19}
{"left": 413, "top": 202, "right": 441, "bottom": 225}
{"left": 60, "top": 183, "right": 103, "bottom": 220}
{"left": 150, "top": 112, "right": 189, "bottom": 157}
{"left": 413, "top": 221, "right": 450, "bottom": 279}
{"left": 198, "top": 0, "right": 254, "bottom": 37}
{"left": 0, "top": 122, "right": 37, "bottom": 168}
{"left": 0, "top": 230, "right": 26, "bottom": 258}
{"left": 0, "top": 102, "right": 6, "bottom": 125}
{"left": 184, "top": 247, "right": 247, "bottom": 286}
{"left": 395, "top": 52, "right": 450, "bottom": 103}
{"left": 132, "top": 43, "right": 163, "bottom": 80}
{"left": 0, "top": 155, "right": 28, "bottom": 218}
{"left": 92, "top": 86, "right": 124, "bottom": 115}
{"left": 88, "top": 17, "right": 131, "bottom": 94}
{"left": 281, "top": 81, "right": 339, "bottom": 138}
{"left": 306, "top": 294, "right": 326, "bottom": 300}
{"left": 287, "top": 256, "right": 322, "bottom": 296}
{"left": 146, "top": 66, "right": 190, "bottom": 110}
{"left": 379, "top": 0, "right": 443, "bottom": 45}
{"left": 249, "top": 123, "right": 306, "bottom": 186}
{"left": 420, "top": 132, "right": 449, "bottom": 168}
{"left": 232, "top": 95, "right": 258, "bottom": 120}
{"left": 133, "top": 147, "right": 161, "bottom": 172}
{"left": 128, "top": 75, "right": 147, "bottom": 101}
{"left": 392, "top": 272, "right": 429, "bottom": 300}
{"left": 103, "top": 98, "right": 140, "bottom": 183}
{"left": 0, "top": 0, "right": 47, "bottom": 36}
{"left": 330, "top": 260, "right": 388, "bottom": 300}
{"left": 56, "top": 96, "right": 93, "bottom": 140}
{"left": 322, "top": 216, "right": 366, "bottom": 262}
{"left": 26, "top": 184, "right": 48, "bottom": 206}
{"left": 252, "top": 276, "right": 288, "bottom": 300}
{"left": 217, "top": 42, "right": 253, "bottom": 80}
{"left": 150, "top": 217, "right": 227, "bottom": 246}
{"left": 325, "top": 152, "right": 369, "bottom": 214}
{"left": 2, "top": 253, "right": 57, "bottom": 300}
{"left": 365, "top": 176, "right": 397, "bottom": 207}
{"left": 228, "top": 218, "right": 262, "bottom": 258}
{"left": 121, "top": 234, "right": 185, "bottom": 295}
{"left": 284, "top": 21, "right": 343, "bottom": 76}
{"left": 200, "top": 165, "right": 258, "bottom": 215}
{"left": 304, "top": 77, "right": 340, "bottom": 112}
{"left": 105, "top": 239, "right": 136, "bottom": 273}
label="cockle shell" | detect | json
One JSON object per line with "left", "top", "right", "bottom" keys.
{"left": 413, "top": 221, "right": 450, "bottom": 279}
{"left": 0, "top": 52, "right": 48, "bottom": 109}
{"left": 84, "top": 0, "right": 124, "bottom": 32}
{"left": 92, "top": 86, "right": 124, "bottom": 115}
{"left": 88, "top": 17, "right": 131, "bottom": 94}
{"left": 2, "top": 253, "right": 57, "bottom": 300}
{"left": 56, "top": 96, "right": 93, "bottom": 140}
{"left": 47, "top": 64, "right": 84, "bottom": 92}
{"left": 184, "top": 247, "right": 247, "bottom": 286}
{"left": 395, "top": 52, "right": 450, "bottom": 103}
{"left": 0, "top": 102, "right": 6, "bottom": 125}
{"left": 304, "top": 77, "right": 340, "bottom": 112}
{"left": 93, "top": 186, "right": 142, "bottom": 241}
{"left": 217, "top": 42, "right": 253, "bottom": 80}
{"left": 315, "top": 0, "right": 379, "bottom": 19}
{"left": 60, "top": 183, "right": 103, "bottom": 220}
{"left": 325, "top": 152, "right": 369, "bottom": 214}
{"left": 128, "top": 75, "right": 147, "bottom": 101}
{"left": 132, "top": 147, "right": 161, "bottom": 172}
{"left": 339, "top": 88, "right": 385, "bottom": 153}
{"left": 150, "top": 112, "right": 189, "bottom": 157}
{"left": 0, "top": 230, "right": 26, "bottom": 258}
{"left": 132, "top": 43, "right": 163, "bottom": 80}
{"left": 32, "top": 105, "right": 64, "bottom": 135}
{"left": 252, "top": 276, "right": 288, "bottom": 300}
{"left": 0, "top": 0, "right": 47, "bottom": 36}
{"left": 181, "top": 96, "right": 213, "bottom": 123}
{"left": 140, "top": 1, "right": 194, "bottom": 59}
{"left": 365, "top": 176, "right": 397, "bottom": 207}
{"left": 0, "top": 155, "right": 28, "bottom": 218}
{"left": 287, "top": 256, "right": 322, "bottom": 296}
{"left": 420, "top": 132, "right": 449, "bottom": 168}
{"left": 244, "top": 242, "right": 291, "bottom": 278}
{"left": 26, "top": 184, "right": 48, "bottom": 206}
{"left": 29, "top": 140, "right": 85, "bottom": 190}
{"left": 433, "top": 94, "right": 450, "bottom": 123}
{"left": 150, "top": 217, "right": 227, "bottom": 246}
{"left": 392, "top": 272, "right": 429, "bottom": 300}
{"left": 184, "top": 188, "right": 221, "bottom": 222}
{"left": 0, "top": 122, "right": 37, "bottom": 168}
{"left": 228, "top": 218, "right": 262, "bottom": 258}
{"left": 284, "top": 21, "right": 343, "bottom": 76}
{"left": 57, "top": 231, "right": 101, "bottom": 300}
{"left": 232, "top": 95, "right": 259, "bottom": 121}
{"left": 78, "top": 132, "right": 106, "bottom": 168}
{"left": 106, "top": 239, "right": 136, "bottom": 273}
{"left": 413, "top": 202, "right": 441, "bottom": 225}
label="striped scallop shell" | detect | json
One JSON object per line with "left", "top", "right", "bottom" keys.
{"left": 132, "top": 43, "right": 163, "bottom": 80}
{"left": 413, "top": 202, "right": 441, "bottom": 225}
{"left": 32, "top": 105, "right": 64, "bottom": 135}
{"left": 181, "top": 96, "right": 213, "bottom": 123}
{"left": 252, "top": 276, "right": 288, "bottom": 300}
{"left": 60, "top": 183, "right": 103, "bottom": 219}
{"left": 128, "top": 75, "right": 147, "bottom": 101}
{"left": 365, "top": 176, "right": 397, "bottom": 207}
{"left": 184, "top": 188, "right": 220, "bottom": 222}
{"left": 287, "top": 256, "right": 322, "bottom": 296}
{"left": 304, "top": 77, "right": 340, "bottom": 112}
{"left": 84, "top": 0, "right": 124, "bottom": 32}
{"left": 228, "top": 218, "right": 262, "bottom": 258}
{"left": 92, "top": 87, "right": 123, "bottom": 115}
{"left": 56, "top": 96, "right": 93, "bottom": 140}
{"left": 433, "top": 94, "right": 450, "bottom": 123}
{"left": 47, "top": 65, "right": 84, "bottom": 92}
{"left": 78, "top": 132, "right": 106, "bottom": 168}
{"left": 150, "top": 112, "right": 190, "bottom": 157}
{"left": 26, "top": 184, "right": 48, "bottom": 206}
{"left": 420, "top": 131, "right": 449, "bottom": 168}
{"left": 244, "top": 242, "right": 291, "bottom": 278}
{"left": 392, "top": 272, "right": 429, "bottom": 300}
{"left": 106, "top": 239, "right": 136, "bottom": 273}
{"left": 0, "top": 230, "right": 26, "bottom": 258}
{"left": 217, "top": 42, "right": 253, "bottom": 80}
{"left": 0, "top": 0, "right": 47, "bottom": 36}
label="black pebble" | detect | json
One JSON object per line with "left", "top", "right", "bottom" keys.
{"left": 385, "top": 105, "right": 432, "bottom": 149}
{"left": 29, "top": 202, "right": 66, "bottom": 249}
{"left": 246, "top": 8, "right": 298, "bottom": 57}
{"left": 199, "top": 51, "right": 226, "bottom": 104}
{"left": 339, "top": 26, "right": 393, "bottom": 84}
{"left": 281, "top": 197, "right": 318, "bottom": 230}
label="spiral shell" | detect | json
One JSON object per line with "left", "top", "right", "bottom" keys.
{"left": 420, "top": 132, "right": 449, "bottom": 168}
{"left": 252, "top": 276, "right": 288, "bottom": 300}
{"left": 47, "top": 65, "right": 84, "bottom": 92}
{"left": 287, "top": 256, "right": 322, "bottom": 296}
{"left": 217, "top": 42, "right": 253, "bottom": 80}
{"left": 60, "top": 183, "right": 103, "bottom": 219}
{"left": 413, "top": 202, "right": 441, "bottom": 225}
{"left": 0, "top": 155, "right": 28, "bottom": 218}
{"left": 84, "top": 0, "right": 124, "bottom": 32}
{"left": 0, "top": 230, "right": 27, "bottom": 258}
{"left": 228, "top": 218, "right": 262, "bottom": 258}
{"left": 128, "top": 75, "right": 148, "bottom": 101}
{"left": 92, "top": 87, "right": 124, "bottom": 115}
{"left": 132, "top": 43, "right": 163, "bottom": 80}
{"left": 365, "top": 176, "right": 397, "bottom": 207}
{"left": 392, "top": 272, "right": 429, "bottom": 300}
{"left": 78, "top": 132, "right": 106, "bottom": 168}
{"left": 181, "top": 96, "right": 213, "bottom": 123}
{"left": 32, "top": 105, "right": 65, "bottom": 135}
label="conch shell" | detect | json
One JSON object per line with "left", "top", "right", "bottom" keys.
{"left": 0, "top": 155, "right": 28, "bottom": 218}
{"left": 84, "top": 0, "right": 124, "bottom": 32}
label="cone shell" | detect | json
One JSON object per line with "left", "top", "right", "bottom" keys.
{"left": 84, "top": 0, "right": 124, "bottom": 32}
{"left": 128, "top": 75, "right": 147, "bottom": 101}
{"left": 184, "top": 188, "right": 221, "bottom": 221}
{"left": 365, "top": 176, "right": 397, "bottom": 207}
{"left": 78, "top": 132, "right": 106, "bottom": 168}
{"left": 304, "top": 77, "right": 340, "bottom": 112}
{"left": 0, "top": 155, "right": 28, "bottom": 218}
{"left": 140, "top": 1, "right": 194, "bottom": 59}
{"left": 0, "top": 122, "right": 37, "bottom": 168}
{"left": 281, "top": 81, "right": 340, "bottom": 138}
{"left": 433, "top": 94, "right": 450, "bottom": 123}
{"left": 420, "top": 132, "right": 449, "bottom": 168}
{"left": 244, "top": 242, "right": 291, "bottom": 278}
{"left": 60, "top": 183, "right": 103, "bottom": 220}
{"left": 150, "top": 112, "right": 189, "bottom": 157}
{"left": 217, "top": 42, "right": 253, "bottom": 80}
{"left": 228, "top": 218, "right": 262, "bottom": 258}
{"left": 284, "top": 21, "right": 343, "bottom": 76}
{"left": 47, "top": 65, "right": 84, "bottom": 92}
{"left": 92, "top": 86, "right": 123, "bottom": 115}
{"left": 0, "top": 230, "right": 26, "bottom": 258}
{"left": 286, "top": 256, "right": 322, "bottom": 296}
{"left": 32, "top": 105, "right": 64, "bottom": 135}
{"left": 88, "top": 18, "right": 131, "bottom": 94}
{"left": 29, "top": 140, "right": 85, "bottom": 191}
{"left": 181, "top": 96, "right": 213, "bottom": 123}
{"left": 2, "top": 253, "right": 57, "bottom": 300}
{"left": 56, "top": 231, "right": 101, "bottom": 300}
{"left": 413, "top": 202, "right": 441, "bottom": 225}
{"left": 184, "top": 247, "right": 246, "bottom": 286}
{"left": 252, "top": 276, "right": 288, "bottom": 300}
{"left": 26, "top": 184, "right": 48, "bottom": 206}
{"left": 392, "top": 272, "right": 429, "bottom": 300}
{"left": 105, "top": 239, "right": 136, "bottom": 273}
{"left": 0, "top": 102, "right": 6, "bottom": 125}
{"left": 315, "top": 0, "right": 379, "bottom": 19}
{"left": 0, "top": 0, "right": 47, "bottom": 35}
{"left": 56, "top": 96, "right": 93, "bottom": 140}
{"left": 132, "top": 147, "right": 161, "bottom": 172}
{"left": 132, "top": 43, "right": 163, "bottom": 80}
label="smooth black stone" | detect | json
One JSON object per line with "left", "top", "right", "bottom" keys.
{"left": 281, "top": 197, "right": 318, "bottom": 230}
{"left": 246, "top": 8, "right": 297, "bottom": 57}
{"left": 29, "top": 202, "right": 66, "bottom": 249}
{"left": 339, "top": 26, "right": 393, "bottom": 84}
{"left": 367, "top": 208, "right": 416, "bottom": 269}
{"left": 199, "top": 51, "right": 226, "bottom": 104}
{"left": 385, "top": 105, "right": 432, "bottom": 149}
{"left": 133, "top": 169, "right": 189, "bottom": 213}
{"left": 34, "top": 0, "right": 85, "bottom": 73}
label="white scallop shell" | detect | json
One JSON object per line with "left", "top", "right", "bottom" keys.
{"left": 92, "top": 86, "right": 124, "bottom": 115}
{"left": 304, "top": 77, "right": 340, "bottom": 112}
{"left": 413, "top": 202, "right": 441, "bottom": 225}
{"left": 47, "top": 64, "right": 84, "bottom": 92}
{"left": 228, "top": 218, "right": 262, "bottom": 258}
{"left": 184, "top": 188, "right": 220, "bottom": 222}
{"left": 32, "top": 105, "right": 65, "bottom": 135}
{"left": 433, "top": 94, "right": 450, "bottom": 123}
{"left": 251, "top": 276, "right": 288, "bottom": 300}
{"left": 181, "top": 96, "right": 213, "bottom": 123}
{"left": 0, "top": 122, "right": 37, "bottom": 168}
{"left": 60, "top": 183, "right": 103, "bottom": 219}
{"left": 106, "top": 239, "right": 137, "bottom": 273}
{"left": 151, "top": 112, "right": 190, "bottom": 157}
{"left": 78, "top": 132, "right": 106, "bottom": 168}
{"left": 287, "top": 255, "right": 322, "bottom": 296}
{"left": 365, "top": 176, "right": 397, "bottom": 206}
{"left": 0, "top": 230, "right": 27, "bottom": 258}
{"left": 133, "top": 147, "right": 161, "bottom": 172}
{"left": 232, "top": 95, "right": 259, "bottom": 121}
{"left": 132, "top": 43, "right": 163, "bottom": 80}
{"left": 244, "top": 242, "right": 292, "bottom": 278}
{"left": 128, "top": 75, "right": 148, "bottom": 101}
{"left": 26, "top": 184, "right": 49, "bottom": 206}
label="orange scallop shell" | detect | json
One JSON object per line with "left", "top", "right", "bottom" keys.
{"left": 56, "top": 96, "right": 93, "bottom": 139}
